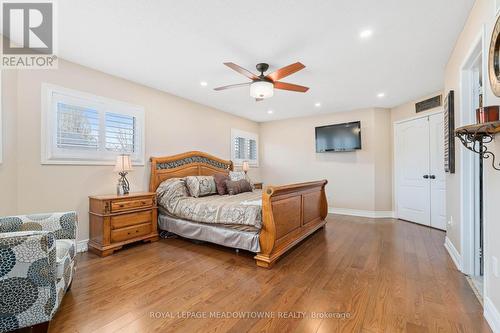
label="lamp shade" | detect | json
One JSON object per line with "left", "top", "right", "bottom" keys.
{"left": 250, "top": 81, "right": 274, "bottom": 99}
{"left": 114, "top": 154, "right": 133, "bottom": 172}
{"left": 242, "top": 161, "right": 249, "bottom": 172}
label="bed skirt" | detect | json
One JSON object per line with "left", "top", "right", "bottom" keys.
{"left": 158, "top": 213, "right": 260, "bottom": 252}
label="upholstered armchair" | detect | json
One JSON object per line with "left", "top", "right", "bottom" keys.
{"left": 0, "top": 212, "right": 77, "bottom": 333}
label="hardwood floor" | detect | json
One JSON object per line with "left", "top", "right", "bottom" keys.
{"left": 50, "top": 215, "right": 491, "bottom": 333}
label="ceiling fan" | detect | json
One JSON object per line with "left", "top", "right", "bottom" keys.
{"left": 214, "top": 62, "right": 309, "bottom": 101}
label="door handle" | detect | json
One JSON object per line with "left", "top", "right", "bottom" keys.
{"left": 429, "top": 175, "right": 436, "bottom": 179}
{"left": 423, "top": 175, "right": 429, "bottom": 179}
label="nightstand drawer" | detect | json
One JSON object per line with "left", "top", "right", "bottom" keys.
{"left": 111, "top": 198, "right": 153, "bottom": 212}
{"left": 111, "top": 223, "right": 152, "bottom": 243}
{"left": 111, "top": 211, "right": 152, "bottom": 230}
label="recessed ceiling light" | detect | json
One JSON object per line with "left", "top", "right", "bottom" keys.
{"left": 200, "top": 81, "right": 208, "bottom": 87}
{"left": 267, "top": 110, "right": 274, "bottom": 114}
{"left": 377, "top": 93, "right": 385, "bottom": 98}
{"left": 359, "top": 29, "right": 373, "bottom": 39}
{"left": 314, "top": 102, "right": 321, "bottom": 107}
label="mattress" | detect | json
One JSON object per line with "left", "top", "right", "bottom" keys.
{"left": 156, "top": 178, "right": 263, "bottom": 229}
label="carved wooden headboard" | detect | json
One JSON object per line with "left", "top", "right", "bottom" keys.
{"left": 149, "top": 151, "right": 233, "bottom": 192}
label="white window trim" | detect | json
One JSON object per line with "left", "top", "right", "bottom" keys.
{"left": 41, "top": 83, "right": 145, "bottom": 165}
{"left": 230, "top": 128, "right": 259, "bottom": 167}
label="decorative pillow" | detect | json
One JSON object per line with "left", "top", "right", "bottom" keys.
{"left": 185, "top": 176, "right": 217, "bottom": 198}
{"left": 156, "top": 178, "right": 190, "bottom": 212}
{"left": 225, "top": 179, "right": 253, "bottom": 195}
{"left": 213, "top": 173, "right": 230, "bottom": 195}
{"left": 229, "top": 171, "right": 246, "bottom": 181}
{"left": 230, "top": 170, "right": 255, "bottom": 188}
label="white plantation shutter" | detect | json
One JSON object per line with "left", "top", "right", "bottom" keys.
{"left": 231, "top": 129, "right": 258, "bottom": 166}
{"left": 248, "top": 138, "right": 257, "bottom": 161}
{"left": 43, "top": 85, "right": 145, "bottom": 165}
{"left": 233, "top": 136, "right": 246, "bottom": 160}
{"left": 56, "top": 103, "right": 100, "bottom": 150}
{"left": 105, "top": 112, "right": 136, "bottom": 153}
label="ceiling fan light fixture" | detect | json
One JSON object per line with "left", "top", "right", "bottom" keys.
{"left": 250, "top": 81, "right": 274, "bottom": 99}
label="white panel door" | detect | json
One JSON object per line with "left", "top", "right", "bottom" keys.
{"left": 395, "top": 117, "right": 431, "bottom": 226}
{"left": 429, "top": 113, "right": 447, "bottom": 230}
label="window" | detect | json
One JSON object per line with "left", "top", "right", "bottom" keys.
{"left": 231, "top": 129, "right": 258, "bottom": 166}
{"left": 42, "top": 84, "right": 145, "bottom": 165}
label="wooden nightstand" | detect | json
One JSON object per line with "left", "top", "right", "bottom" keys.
{"left": 88, "top": 192, "right": 158, "bottom": 257}
{"left": 253, "top": 182, "right": 263, "bottom": 189}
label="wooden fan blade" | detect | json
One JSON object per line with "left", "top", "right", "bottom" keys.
{"left": 255, "top": 98, "right": 264, "bottom": 102}
{"left": 214, "top": 82, "right": 252, "bottom": 91}
{"left": 267, "top": 62, "right": 305, "bottom": 82}
{"left": 224, "top": 62, "right": 259, "bottom": 80}
{"left": 274, "top": 81, "right": 309, "bottom": 93}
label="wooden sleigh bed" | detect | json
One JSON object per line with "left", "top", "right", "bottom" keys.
{"left": 150, "top": 151, "right": 328, "bottom": 268}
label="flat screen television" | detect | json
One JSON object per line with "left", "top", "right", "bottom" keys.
{"left": 315, "top": 121, "right": 362, "bottom": 152}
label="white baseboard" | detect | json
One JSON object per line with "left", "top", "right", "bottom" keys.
{"left": 328, "top": 207, "right": 394, "bottom": 219}
{"left": 444, "top": 236, "right": 462, "bottom": 271}
{"left": 485, "top": 297, "right": 500, "bottom": 333}
{"left": 77, "top": 239, "right": 88, "bottom": 253}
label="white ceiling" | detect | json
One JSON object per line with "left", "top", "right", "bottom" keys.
{"left": 55, "top": 0, "right": 473, "bottom": 122}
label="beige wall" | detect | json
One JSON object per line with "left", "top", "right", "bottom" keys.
{"left": 260, "top": 108, "right": 392, "bottom": 212}
{"left": 374, "top": 108, "right": 393, "bottom": 211}
{"left": 0, "top": 70, "right": 18, "bottom": 216}
{"left": 443, "top": 0, "right": 500, "bottom": 316}
{"left": 3, "top": 59, "right": 260, "bottom": 242}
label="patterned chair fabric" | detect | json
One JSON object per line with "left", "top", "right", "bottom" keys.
{"left": 0, "top": 212, "right": 77, "bottom": 333}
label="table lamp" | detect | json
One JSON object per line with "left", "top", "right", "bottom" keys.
{"left": 242, "top": 161, "right": 249, "bottom": 174}
{"left": 114, "top": 154, "right": 133, "bottom": 195}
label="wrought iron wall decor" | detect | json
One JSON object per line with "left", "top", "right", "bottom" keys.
{"left": 444, "top": 91, "right": 455, "bottom": 173}
{"left": 455, "top": 121, "right": 500, "bottom": 171}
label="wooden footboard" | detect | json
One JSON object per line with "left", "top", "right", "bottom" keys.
{"left": 255, "top": 180, "right": 328, "bottom": 268}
